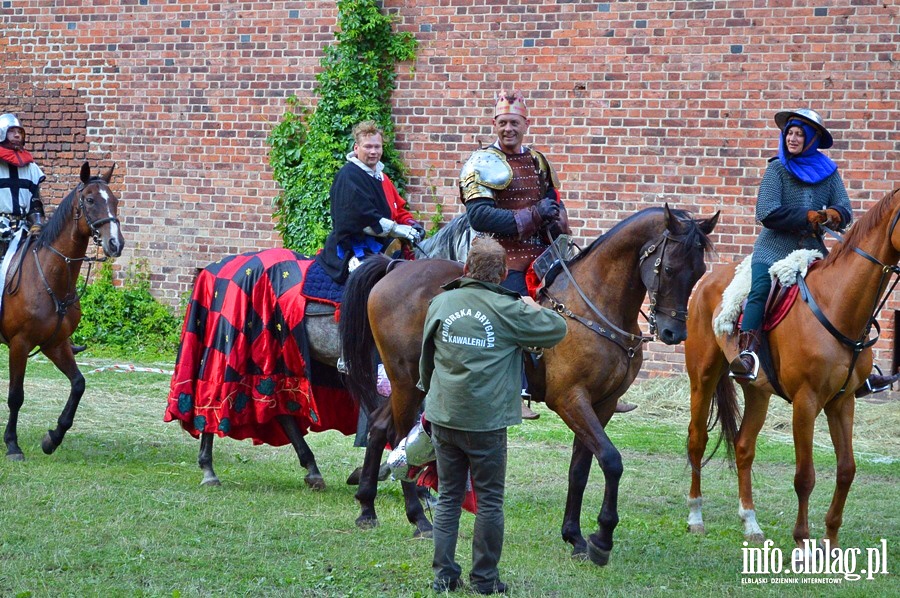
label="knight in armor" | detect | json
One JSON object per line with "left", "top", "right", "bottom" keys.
{"left": 316, "top": 120, "right": 425, "bottom": 285}
{"left": 459, "top": 91, "right": 642, "bottom": 417}
{"left": 0, "top": 113, "right": 45, "bottom": 250}
{"left": 730, "top": 108, "right": 899, "bottom": 396}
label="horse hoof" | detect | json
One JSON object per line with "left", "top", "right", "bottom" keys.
{"left": 346, "top": 467, "right": 363, "bottom": 485}
{"left": 200, "top": 476, "right": 221, "bottom": 486}
{"left": 571, "top": 548, "right": 589, "bottom": 562}
{"left": 41, "top": 435, "right": 57, "bottom": 455}
{"left": 413, "top": 528, "right": 433, "bottom": 539}
{"left": 6, "top": 452, "right": 24, "bottom": 462}
{"left": 745, "top": 532, "right": 765, "bottom": 544}
{"left": 688, "top": 523, "right": 706, "bottom": 535}
{"left": 305, "top": 475, "right": 326, "bottom": 491}
{"left": 587, "top": 538, "right": 611, "bottom": 567}
{"left": 356, "top": 515, "right": 379, "bottom": 530}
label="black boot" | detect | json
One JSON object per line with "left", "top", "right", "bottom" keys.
{"left": 855, "top": 370, "right": 900, "bottom": 398}
{"left": 729, "top": 329, "right": 761, "bottom": 380}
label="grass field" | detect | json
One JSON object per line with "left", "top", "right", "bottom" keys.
{"left": 0, "top": 353, "right": 897, "bottom": 597}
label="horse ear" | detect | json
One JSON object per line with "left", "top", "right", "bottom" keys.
{"left": 699, "top": 210, "right": 720, "bottom": 235}
{"left": 102, "top": 162, "right": 117, "bottom": 184}
{"left": 80, "top": 161, "right": 91, "bottom": 184}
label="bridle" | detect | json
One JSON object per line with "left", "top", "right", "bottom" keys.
{"left": 638, "top": 230, "right": 698, "bottom": 337}
{"left": 798, "top": 205, "right": 900, "bottom": 395}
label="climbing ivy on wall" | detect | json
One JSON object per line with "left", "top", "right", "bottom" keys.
{"left": 267, "top": 0, "right": 417, "bottom": 254}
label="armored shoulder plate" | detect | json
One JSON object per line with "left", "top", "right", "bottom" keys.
{"left": 528, "top": 148, "right": 560, "bottom": 190}
{"left": 459, "top": 148, "right": 513, "bottom": 203}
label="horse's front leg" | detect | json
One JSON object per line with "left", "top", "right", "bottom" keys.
{"left": 561, "top": 436, "right": 593, "bottom": 558}
{"left": 198, "top": 433, "right": 221, "bottom": 485}
{"left": 276, "top": 414, "right": 325, "bottom": 491}
{"left": 823, "top": 394, "right": 856, "bottom": 547}
{"left": 40, "top": 343, "right": 85, "bottom": 455}
{"left": 735, "top": 386, "right": 771, "bottom": 543}
{"left": 790, "top": 394, "right": 821, "bottom": 548}
{"left": 4, "top": 343, "right": 28, "bottom": 460}
{"left": 554, "top": 392, "right": 622, "bottom": 567}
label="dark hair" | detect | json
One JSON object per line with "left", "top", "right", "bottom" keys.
{"left": 466, "top": 236, "right": 506, "bottom": 283}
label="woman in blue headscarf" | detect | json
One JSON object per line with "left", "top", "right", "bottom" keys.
{"left": 729, "top": 108, "right": 852, "bottom": 380}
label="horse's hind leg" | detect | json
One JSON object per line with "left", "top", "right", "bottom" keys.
{"left": 40, "top": 344, "right": 85, "bottom": 455}
{"left": 734, "top": 386, "right": 770, "bottom": 543}
{"left": 276, "top": 415, "right": 325, "bottom": 491}
{"left": 561, "top": 436, "right": 593, "bottom": 558}
{"left": 355, "top": 403, "right": 392, "bottom": 530}
{"left": 198, "top": 433, "right": 220, "bottom": 486}
{"left": 4, "top": 343, "right": 28, "bottom": 460}
{"left": 823, "top": 395, "right": 856, "bottom": 546}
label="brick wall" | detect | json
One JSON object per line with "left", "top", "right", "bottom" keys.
{"left": 2, "top": 1, "right": 898, "bottom": 375}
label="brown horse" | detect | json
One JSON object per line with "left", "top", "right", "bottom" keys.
{"left": 683, "top": 188, "right": 900, "bottom": 552}
{"left": 340, "top": 205, "right": 719, "bottom": 563}
{"left": 2, "top": 162, "right": 124, "bottom": 460}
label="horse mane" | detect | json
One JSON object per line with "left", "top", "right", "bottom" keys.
{"left": 35, "top": 185, "right": 80, "bottom": 249}
{"left": 416, "top": 212, "right": 471, "bottom": 260}
{"left": 822, "top": 188, "right": 899, "bottom": 267}
{"left": 568, "top": 206, "right": 713, "bottom": 267}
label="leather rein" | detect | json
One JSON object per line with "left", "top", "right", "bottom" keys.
{"left": 541, "top": 229, "right": 689, "bottom": 359}
{"left": 797, "top": 208, "right": 900, "bottom": 396}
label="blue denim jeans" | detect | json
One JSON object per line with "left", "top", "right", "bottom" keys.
{"left": 431, "top": 423, "right": 508, "bottom": 591}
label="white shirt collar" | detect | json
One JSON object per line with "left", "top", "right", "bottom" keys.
{"left": 347, "top": 154, "right": 384, "bottom": 180}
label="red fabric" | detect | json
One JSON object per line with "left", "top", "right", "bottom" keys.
{"left": 417, "top": 463, "right": 478, "bottom": 514}
{"left": 164, "top": 248, "right": 359, "bottom": 445}
{"left": 762, "top": 284, "right": 801, "bottom": 331}
{"left": 524, "top": 263, "right": 541, "bottom": 299}
{"left": 382, "top": 174, "right": 416, "bottom": 225}
{"left": 0, "top": 146, "right": 34, "bottom": 167}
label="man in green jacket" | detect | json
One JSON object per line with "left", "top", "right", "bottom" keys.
{"left": 421, "top": 237, "right": 567, "bottom": 595}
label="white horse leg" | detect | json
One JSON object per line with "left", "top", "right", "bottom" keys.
{"left": 687, "top": 496, "right": 705, "bottom": 534}
{"left": 739, "top": 503, "right": 765, "bottom": 543}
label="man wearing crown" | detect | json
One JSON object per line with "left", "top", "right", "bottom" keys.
{"left": 458, "top": 91, "right": 570, "bottom": 420}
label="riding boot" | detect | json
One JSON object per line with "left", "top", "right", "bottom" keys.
{"left": 615, "top": 401, "right": 637, "bottom": 413}
{"left": 855, "top": 370, "right": 900, "bottom": 398}
{"left": 729, "top": 329, "right": 761, "bottom": 380}
{"left": 521, "top": 392, "right": 540, "bottom": 420}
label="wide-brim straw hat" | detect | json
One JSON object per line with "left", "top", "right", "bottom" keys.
{"left": 774, "top": 108, "right": 833, "bottom": 149}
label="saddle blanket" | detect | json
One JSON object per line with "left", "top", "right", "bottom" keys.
{"left": 714, "top": 250, "right": 821, "bottom": 336}
{"left": 164, "top": 248, "right": 358, "bottom": 446}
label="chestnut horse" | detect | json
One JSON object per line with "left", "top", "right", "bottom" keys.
{"left": 683, "top": 187, "right": 900, "bottom": 550}
{"left": 340, "top": 206, "right": 718, "bottom": 564}
{"left": 2, "top": 162, "right": 124, "bottom": 460}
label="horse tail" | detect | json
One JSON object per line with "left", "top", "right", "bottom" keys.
{"left": 701, "top": 371, "right": 742, "bottom": 467}
{"left": 339, "top": 254, "right": 393, "bottom": 415}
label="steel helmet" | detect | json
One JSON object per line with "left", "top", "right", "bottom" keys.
{"left": 0, "top": 113, "right": 25, "bottom": 143}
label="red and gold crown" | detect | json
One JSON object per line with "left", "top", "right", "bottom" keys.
{"left": 494, "top": 90, "right": 528, "bottom": 119}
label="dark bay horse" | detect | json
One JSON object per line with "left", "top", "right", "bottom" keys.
{"left": 2, "top": 162, "right": 124, "bottom": 460}
{"left": 683, "top": 188, "right": 900, "bottom": 552}
{"left": 340, "top": 206, "right": 719, "bottom": 560}
{"left": 171, "top": 213, "right": 473, "bottom": 489}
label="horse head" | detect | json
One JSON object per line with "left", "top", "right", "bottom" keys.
{"left": 75, "top": 161, "right": 124, "bottom": 257}
{"left": 640, "top": 204, "right": 719, "bottom": 344}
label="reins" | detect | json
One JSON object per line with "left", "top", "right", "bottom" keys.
{"left": 798, "top": 209, "right": 900, "bottom": 396}
{"left": 542, "top": 234, "right": 651, "bottom": 359}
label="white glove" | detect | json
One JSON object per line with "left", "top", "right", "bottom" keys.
{"left": 392, "top": 223, "right": 418, "bottom": 242}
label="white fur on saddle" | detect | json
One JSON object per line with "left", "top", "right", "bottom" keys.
{"left": 713, "top": 249, "right": 823, "bottom": 336}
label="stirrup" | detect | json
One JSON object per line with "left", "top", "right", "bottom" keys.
{"left": 729, "top": 350, "right": 759, "bottom": 381}
{"left": 336, "top": 356, "right": 348, "bottom": 374}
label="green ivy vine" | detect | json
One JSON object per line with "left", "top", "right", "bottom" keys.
{"left": 267, "top": 0, "right": 418, "bottom": 254}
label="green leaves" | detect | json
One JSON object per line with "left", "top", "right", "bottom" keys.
{"left": 267, "top": 0, "right": 418, "bottom": 255}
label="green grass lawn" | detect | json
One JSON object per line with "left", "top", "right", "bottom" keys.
{"left": 0, "top": 353, "right": 896, "bottom": 597}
